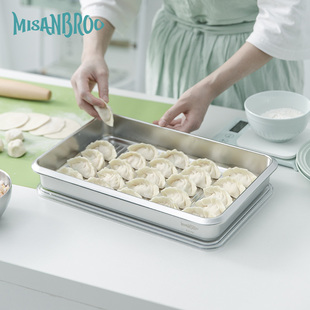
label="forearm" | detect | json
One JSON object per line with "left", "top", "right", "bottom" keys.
{"left": 82, "top": 17, "right": 115, "bottom": 61}
{"left": 202, "top": 42, "right": 273, "bottom": 100}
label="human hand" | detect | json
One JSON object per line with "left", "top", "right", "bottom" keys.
{"left": 154, "top": 82, "right": 212, "bottom": 133}
{"left": 71, "top": 55, "right": 109, "bottom": 119}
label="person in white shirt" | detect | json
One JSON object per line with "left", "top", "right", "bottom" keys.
{"left": 71, "top": 0, "right": 310, "bottom": 132}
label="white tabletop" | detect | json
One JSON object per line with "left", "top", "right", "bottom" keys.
{"left": 0, "top": 70, "right": 310, "bottom": 310}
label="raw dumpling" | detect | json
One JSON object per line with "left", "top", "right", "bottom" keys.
{"left": 136, "top": 167, "right": 166, "bottom": 189}
{"left": 7, "top": 139, "right": 26, "bottom": 158}
{"left": 81, "top": 149, "right": 105, "bottom": 171}
{"left": 128, "top": 143, "right": 158, "bottom": 161}
{"left": 214, "top": 177, "right": 245, "bottom": 199}
{"left": 160, "top": 187, "right": 191, "bottom": 210}
{"left": 87, "top": 176, "right": 112, "bottom": 188}
{"left": 97, "top": 168, "right": 125, "bottom": 190}
{"left": 94, "top": 103, "right": 114, "bottom": 127}
{"left": 150, "top": 196, "right": 178, "bottom": 210}
{"left": 109, "top": 158, "right": 135, "bottom": 180}
{"left": 203, "top": 186, "right": 233, "bottom": 208}
{"left": 184, "top": 197, "right": 226, "bottom": 218}
{"left": 195, "top": 197, "right": 226, "bottom": 209}
{"left": 118, "top": 187, "right": 142, "bottom": 199}
{"left": 183, "top": 207, "right": 208, "bottom": 218}
{"left": 222, "top": 167, "right": 257, "bottom": 187}
{"left": 190, "top": 158, "right": 221, "bottom": 179}
{"left": 166, "top": 174, "right": 197, "bottom": 196}
{"left": 159, "top": 149, "right": 189, "bottom": 169}
{"left": 86, "top": 140, "right": 116, "bottom": 161}
{"left": 57, "top": 166, "right": 83, "bottom": 180}
{"left": 126, "top": 178, "right": 159, "bottom": 199}
{"left": 149, "top": 158, "right": 177, "bottom": 178}
{"left": 181, "top": 166, "right": 212, "bottom": 188}
{"left": 67, "top": 156, "right": 96, "bottom": 179}
{"left": 118, "top": 151, "right": 146, "bottom": 170}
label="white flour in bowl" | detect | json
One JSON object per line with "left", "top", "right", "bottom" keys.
{"left": 261, "top": 108, "right": 303, "bottom": 119}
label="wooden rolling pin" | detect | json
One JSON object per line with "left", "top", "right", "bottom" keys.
{"left": 0, "top": 78, "right": 52, "bottom": 101}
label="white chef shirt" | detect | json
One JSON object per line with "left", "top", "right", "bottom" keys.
{"left": 80, "top": 0, "right": 310, "bottom": 60}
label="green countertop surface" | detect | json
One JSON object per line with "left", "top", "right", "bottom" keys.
{"left": 0, "top": 80, "right": 171, "bottom": 189}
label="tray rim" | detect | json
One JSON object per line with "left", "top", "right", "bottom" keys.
{"left": 36, "top": 183, "right": 273, "bottom": 249}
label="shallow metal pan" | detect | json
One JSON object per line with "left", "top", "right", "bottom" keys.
{"left": 32, "top": 115, "right": 278, "bottom": 247}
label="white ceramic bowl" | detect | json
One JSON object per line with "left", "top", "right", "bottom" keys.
{"left": 244, "top": 91, "right": 310, "bottom": 142}
{"left": 0, "top": 170, "right": 12, "bottom": 218}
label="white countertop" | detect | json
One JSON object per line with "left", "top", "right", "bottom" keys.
{"left": 0, "top": 69, "right": 310, "bottom": 310}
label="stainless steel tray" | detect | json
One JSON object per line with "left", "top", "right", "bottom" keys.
{"left": 32, "top": 115, "right": 278, "bottom": 247}
{"left": 37, "top": 183, "right": 273, "bottom": 249}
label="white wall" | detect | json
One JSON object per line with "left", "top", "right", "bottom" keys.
{"left": 0, "top": 0, "right": 309, "bottom": 98}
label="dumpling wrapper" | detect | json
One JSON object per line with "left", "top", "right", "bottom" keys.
{"left": 29, "top": 117, "right": 65, "bottom": 136}
{"left": 95, "top": 104, "right": 114, "bottom": 127}
{"left": 0, "top": 112, "right": 29, "bottom": 130}
{"left": 18, "top": 113, "right": 50, "bottom": 131}
{"left": 44, "top": 119, "right": 81, "bottom": 139}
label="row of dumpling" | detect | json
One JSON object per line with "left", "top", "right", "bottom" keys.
{"left": 57, "top": 141, "right": 256, "bottom": 218}
{"left": 151, "top": 166, "right": 257, "bottom": 218}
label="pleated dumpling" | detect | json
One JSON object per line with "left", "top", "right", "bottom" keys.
{"left": 94, "top": 103, "right": 114, "bottom": 127}
{"left": 136, "top": 167, "right": 166, "bottom": 189}
{"left": 159, "top": 149, "right": 189, "bottom": 169}
{"left": 87, "top": 177, "right": 112, "bottom": 189}
{"left": 195, "top": 197, "right": 226, "bottom": 217}
{"left": 150, "top": 196, "right": 178, "bottom": 210}
{"left": 161, "top": 187, "right": 191, "bottom": 210}
{"left": 126, "top": 178, "right": 159, "bottom": 199}
{"left": 166, "top": 174, "right": 197, "bottom": 196}
{"left": 109, "top": 158, "right": 135, "bottom": 180}
{"left": 81, "top": 149, "right": 105, "bottom": 171}
{"left": 57, "top": 166, "right": 83, "bottom": 180}
{"left": 118, "top": 187, "right": 142, "bottom": 199}
{"left": 184, "top": 197, "right": 226, "bottom": 218}
{"left": 190, "top": 158, "right": 221, "bottom": 179}
{"left": 149, "top": 158, "right": 177, "bottom": 178}
{"left": 97, "top": 168, "right": 125, "bottom": 190}
{"left": 222, "top": 167, "right": 257, "bottom": 187}
{"left": 86, "top": 140, "right": 116, "bottom": 161}
{"left": 67, "top": 156, "right": 96, "bottom": 179}
{"left": 203, "top": 185, "right": 233, "bottom": 208}
{"left": 181, "top": 166, "right": 212, "bottom": 188}
{"left": 214, "top": 176, "right": 245, "bottom": 199}
{"left": 183, "top": 206, "right": 208, "bottom": 218}
{"left": 128, "top": 143, "right": 158, "bottom": 161}
{"left": 118, "top": 151, "right": 146, "bottom": 170}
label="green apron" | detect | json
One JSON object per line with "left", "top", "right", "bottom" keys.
{"left": 146, "top": 0, "right": 304, "bottom": 110}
